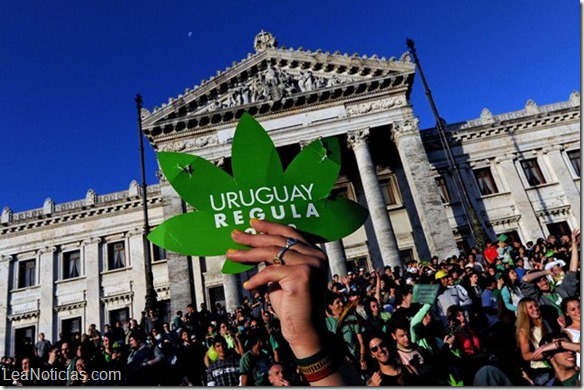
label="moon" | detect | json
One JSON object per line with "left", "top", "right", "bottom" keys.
{"left": 188, "top": 31, "right": 193, "bottom": 38}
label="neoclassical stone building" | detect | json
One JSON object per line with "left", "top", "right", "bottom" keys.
{"left": 0, "top": 32, "right": 579, "bottom": 358}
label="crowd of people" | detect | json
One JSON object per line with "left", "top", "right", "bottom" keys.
{"left": 1, "top": 220, "right": 580, "bottom": 386}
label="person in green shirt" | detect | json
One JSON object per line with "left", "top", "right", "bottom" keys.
{"left": 239, "top": 330, "right": 271, "bottom": 386}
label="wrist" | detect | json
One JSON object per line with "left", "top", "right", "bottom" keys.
{"left": 295, "top": 344, "right": 341, "bottom": 383}
{"left": 288, "top": 324, "right": 327, "bottom": 359}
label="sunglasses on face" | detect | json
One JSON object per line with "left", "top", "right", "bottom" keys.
{"left": 370, "top": 342, "right": 387, "bottom": 353}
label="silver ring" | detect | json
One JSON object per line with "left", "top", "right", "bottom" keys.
{"left": 285, "top": 237, "right": 298, "bottom": 249}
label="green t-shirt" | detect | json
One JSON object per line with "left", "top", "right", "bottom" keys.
{"left": 326, "top": 314, "right": 363, "bottom": 359}
{"left": 239, "top": 351, "right": 270, "bottom": 386}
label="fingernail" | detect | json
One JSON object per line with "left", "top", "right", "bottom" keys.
{"left": 250, "top": 218, "right": 260, "bottom": 225}
{"left": 227, "top": 249, "right": 238, "bottom": 255}
{"left": 243, "top": 281, "right": 250, "bottom": 289}
{"left": 232, "top": 229, "right": 243, "bottom": 236}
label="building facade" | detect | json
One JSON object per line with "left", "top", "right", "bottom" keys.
{"left": 0, "top": 32, "right": 579, "bottom": 358}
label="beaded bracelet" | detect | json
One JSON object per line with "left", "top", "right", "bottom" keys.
{"left": 296, "top": 347, "right": 340, "bottom": 382}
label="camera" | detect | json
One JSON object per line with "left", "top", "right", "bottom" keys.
{"left": 447, "top": 319, "right": 462, "bottom": 336}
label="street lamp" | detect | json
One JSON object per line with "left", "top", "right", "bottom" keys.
{"left": 135, "top": 94, "right": 158, "bottom": 313}
{"left": 406, "top": 39, "right": 491, "bottom": 249}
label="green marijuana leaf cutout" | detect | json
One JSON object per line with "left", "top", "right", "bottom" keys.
{"left": 148, "top": 113, "right": 369, "bottom": 274}
{"left": 448, "top": 373, "right": 463, "bottom": 386}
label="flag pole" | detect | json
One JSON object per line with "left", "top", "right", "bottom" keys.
{"left": 135, "top": 94, "right": 158, "bottom": 313}
{"left": 406, "top": 39, "right": 491, "bottom": 250}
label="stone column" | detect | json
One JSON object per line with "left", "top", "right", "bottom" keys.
{"left": 191, "top": 256, "right": 206, "bottom": 309}
{"left": 325, "top": 240, "right": 348, "bottom": 277}
{"left": 495, "top": 155, "right": 543, "bottom": 240}
{"left": 38, "top": 246, "right": 56, "bottom": 338}
{"left": 0, "top": 255, "right": 12, "bottom": 357}
{"left": 542, "top": 146, "right": 581, "bottom": 220}
{"left": 161, "top": 183, "right": 196, "bottom": 316}
{"left": 128, "top": 231, "right": 147, "bottom": 317}
{"left": 391, "top": 119, "right": 458, "bottom": 260}
{"left": 348, "top": 129, "right": 400, "bottom": 268}
{"left": 83, "top": 238, "right": 102, "bottom": 329}
{"left": 223, "top": 272, "right": 241, "bottom": 312}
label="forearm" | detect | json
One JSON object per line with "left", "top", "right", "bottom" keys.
{"left": 569, "top": 242, "right": 579, "bottom": 272}
{"left": 522, "top": 270, "right": 550, "bottom": 282}
{"left": 558, "top": 340, "right": 580, "bottom": 353}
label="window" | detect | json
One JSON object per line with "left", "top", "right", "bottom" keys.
{"left": 499, "top": 230, "right": 521, "bottom": 245}
{"left": 109, "top": 308, "right": 129, "bottom": 325}
{"left": 107, "top": 241, "right": 126, "bottom": 270}
{"left": 159, "top": 300, "right": 171, "bottom": 324}
{"left": 547, "top": 221, "right": 571, "bottom": 238}
{"left": 347, "top": 256, "right": 368, "bottom": 273}
{"left": 474, "top": 168, "right": 499, "bottom": 195}
{"left": 330, "top": 182, "right": 355, "bottom": 201}
{"left": 330, "top": 186, "right": 349, "bottom": 200}
{"left": 14, "top": 326, "right": 35, "bottom": 360}
{"left": 521, "top": 159, "right": 546, "bottom": 187}
{"left": 18, "top": 259, "right": 36, "bottom": 288}
{"left": 63, "top": 250, "right": 81, "bottom": 279}
{"left": 456, "top": 239, "right": 470, "bottom": 256}
{"left": 209, "top": 286, "right": 226, "bottom": 312}
{"left": 379, "top": 175, "right": 399, "bottom": 205}
{"left": 61, "top": 317, "right": 82, "bottom": 343}
{"left": 567, "top": 150, "right": 580, "bottom": 177}
{"left": 151, "top": 243, "right": 167, "bottom": 262}
{"left": 399, "top": 249, "right": 414, "bottom": 265}
{"left": 435, "top": 176, "right": 451, "bottom": 203}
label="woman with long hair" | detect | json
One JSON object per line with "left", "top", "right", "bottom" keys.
{"left": 561, "top": 296, "right": 580, "bottom": 367}
{"left": 500, "top": 268, "right": 524, "bottom": 314}
{"left": 365, "top": 335, "right": 422, "bottom": 386}
{"left": 515, "top": 297, "right": 553, "bottom": 385}
{"left": 446, "top": 305, "right": 481, "bottom": 358}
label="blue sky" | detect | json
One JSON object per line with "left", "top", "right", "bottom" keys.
{"left": 1, "top": 1, "right": 579, "bottom": 213}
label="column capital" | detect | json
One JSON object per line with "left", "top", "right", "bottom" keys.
{"left": 213, "top": 156, "right": 226, "bottom": 167}
{"left": 299, "top": 138, "right": 317, "bottom": 150}
{"left": 155, "top": 169, "right": 167, "bottom": 183}
{"left": 347, "top": 129, "right": 370, "bottom": 149}
{"left": 391, "top": 118, "right": 420, "bottom": 140}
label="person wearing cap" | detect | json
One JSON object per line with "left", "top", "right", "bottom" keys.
{"left": 434, "top": 269, "right": 472, "bottom": 330}
{"left": 496, "top": 234, "right": 513, "bottom": 264}
{"left": 535, "top": 332, "right": 581, "bottom": 386}
{"left": 544, "top": 258, "right": 566, "bottom": 287}
{"left": 520, "top": 228, "right": 580, "bottom": 333}
{"left": 325, "top": 292, "right": 367, "bottom": 373}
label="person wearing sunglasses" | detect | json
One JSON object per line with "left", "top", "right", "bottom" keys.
{"left": 366, "top": 335, "right": 421, "bottom": 386}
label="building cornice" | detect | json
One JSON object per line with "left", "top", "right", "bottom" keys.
{"left": 1, "top": 193, "right": 162, "bottom": 237}
{"left": 421, "top": 96, "right": 580, "bottom": 151}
